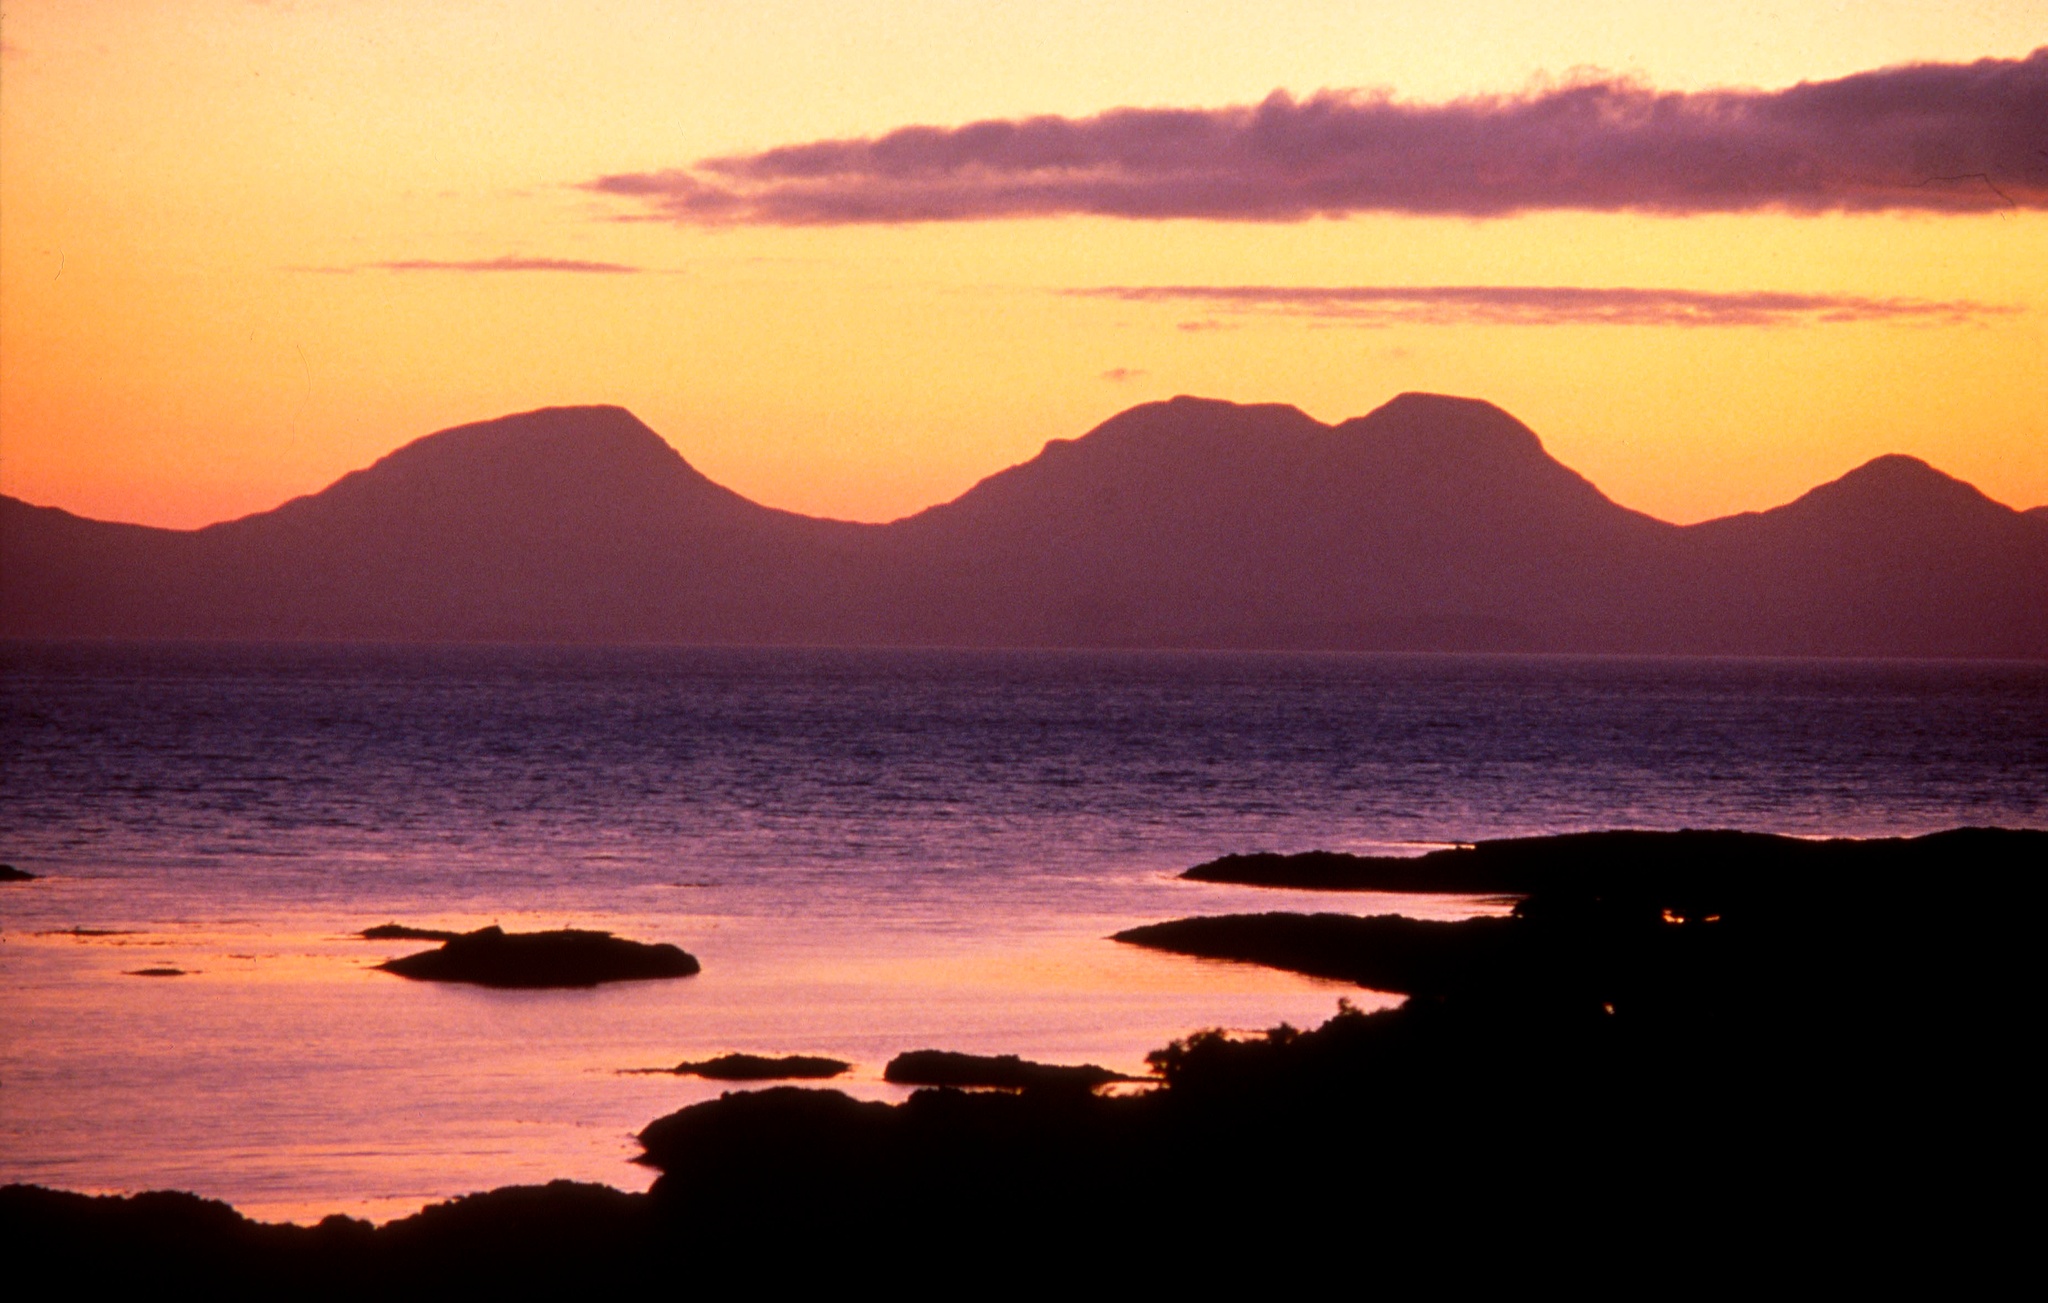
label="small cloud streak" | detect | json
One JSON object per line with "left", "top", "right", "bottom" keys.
{"left": 587, "top": 49, "right": 2048, "bottom": 224}
{"left": 373, "top": 256, "right": 643, "bottom": 273}
{"left": 1069, "top": 284, "right": 2011, "bottom": 327}
{"left": 1099, "top": 367, "right": 1147, "bottom": 382}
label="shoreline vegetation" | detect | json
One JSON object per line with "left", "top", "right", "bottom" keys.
{"left": 5, "top": 826, "right": 2039, "bottom": 1281}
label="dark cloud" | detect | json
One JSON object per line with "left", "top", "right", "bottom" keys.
{"left": 1069, "top": 284, "right": 2011, "bottom": 327}
{"left": 588, "top": 50, "right": 2048, "bottom": 223}
{"left": 373, "top": 256, "right": 643, "bottom": 273}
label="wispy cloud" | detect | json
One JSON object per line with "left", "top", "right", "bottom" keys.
{"left": 1067, "top": 285, "right": 2012, "bottom": 327}
{"left": 372, "top": 256, "right": 643, "bottom": 273}
{"left": 1099, "top": 367, "right": 1147, "bottom": 382}
{"left": 587, "top": 49, "right": 2048, "bottom": 224}
{"left": 293, "top": 256, "right": 647, "bottom": 274}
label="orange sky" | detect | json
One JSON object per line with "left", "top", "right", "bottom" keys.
{"left": 3, "top": 1, "right": 2044, "bottom": 528}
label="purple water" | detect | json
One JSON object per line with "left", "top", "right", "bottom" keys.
{"left": 2, "top": 645, "right": 2042, "bottom": 1220}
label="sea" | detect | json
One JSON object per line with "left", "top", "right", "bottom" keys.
{"left": 2, "top": 644, "right": 2043, "bottom": 1222}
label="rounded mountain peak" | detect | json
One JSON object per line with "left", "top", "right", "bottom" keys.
{"left": 259, "top": 405, "right": 730, "bottom": 531}
{"left": 1073, "top": 396, "right": 1327, "bottom": 445}
{"left": 350, "top": 404, "right": 711, "bottom": 488}
{"left": 382, "top": 404, "right": 674, "bottom": 464}
{"left": 1342, "top": 393, "right": 1549, "bottom": 461}
{"left": 1786, "top": 453, "right": 1994, "bottom": 520}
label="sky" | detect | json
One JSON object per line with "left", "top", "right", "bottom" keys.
{"left": 2, "top": 1, "right": 2044, "bottom": 529}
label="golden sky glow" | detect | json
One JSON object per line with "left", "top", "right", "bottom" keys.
{"left": 3, "top": 1, "right": 2044, "bottom": 528}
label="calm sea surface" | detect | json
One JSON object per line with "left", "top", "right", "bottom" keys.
{"left": 3, "top": 645, "right": 2043, "bottom": 1221}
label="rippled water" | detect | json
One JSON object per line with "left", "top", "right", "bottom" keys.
{"left": 2, "top": 645, "right": 2042, "bottom": 1220}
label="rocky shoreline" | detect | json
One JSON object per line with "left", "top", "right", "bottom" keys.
{"left": 6, "top": 827, "right": 2038, "bottom": 1283}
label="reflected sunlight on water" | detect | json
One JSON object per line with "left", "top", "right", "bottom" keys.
{"left": 2, "top": 645, "right": 2042, "bottom": 1220}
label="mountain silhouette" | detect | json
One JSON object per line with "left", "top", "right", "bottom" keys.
{"left": 4, "top": 396, "right": 2043, "bottom": 656}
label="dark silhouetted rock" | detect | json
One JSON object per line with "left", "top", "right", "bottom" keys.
{"left": 359, "top": 922, "right": 462, "bottom": 941}
{"left": 1181, "top": 827, "right": 2048, "bottom": 906}
{"left": 882, "top": 1050, "right": 1133, "bottom": 1090}
{"left": 1181, "top": 847, "right": 1503, "bottom": 891}
{"left": 636, "top": 1087, "right": 900, "bottom": 1183}
{"left": 1115, "top": 913, "right": 1516, "bottom": 995}
{"left": 668, "top": 1053, "right": 850, "bottom": 1080}
{"left": 0, "top": 864, "right": 36, "bottom": 881}
{"left": 125, "top": 967, "right": 190, "bottom": 977}
{"left": 376, "top": 925, "right": 699, "bottom": 988}
{"left": 7, "top": 825, "right": 2040, "bottom": 1283}
{"left": 0, "top": 1180, "right": 640, "bottom": 1286}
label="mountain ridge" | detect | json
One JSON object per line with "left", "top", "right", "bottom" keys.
{"left": 4, "top": 395, "right": 2043, "bottom": 657}
{"left": 7, "top": 396, "right": 2029, "bottom": 537}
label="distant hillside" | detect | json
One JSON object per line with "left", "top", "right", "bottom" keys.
{"left": 1, "top": 407, "right": 881, "bottom": 644}
{"left": 5, "top": 396, "right": 2045, "bottom": 656}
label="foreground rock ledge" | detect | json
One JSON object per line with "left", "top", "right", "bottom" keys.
{"left": 375, "top": 925, "right": 700, "bottom": 988}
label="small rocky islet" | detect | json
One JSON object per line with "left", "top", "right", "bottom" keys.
{"left": 364, "top": 924, "right": 700, "bottom": 988}
{"left": 881, "top": 1050, "right": 1135, "bottom": 1091}
{"left": 665, "top": 1053, "right": 851, "bottom": 1081}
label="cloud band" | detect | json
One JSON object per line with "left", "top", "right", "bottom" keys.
{"left": 371, "top": 257, "right": 642, "bottom": 273}
{"left": 1067, "top": 284, "right": 2010, "bottom": 327}
{"left": 590, "top": 49, "right": 2048, "bottom": 224}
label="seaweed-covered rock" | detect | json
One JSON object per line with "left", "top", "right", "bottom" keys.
{"left": 376, "top": 926, "right": 699, "bottom": 988}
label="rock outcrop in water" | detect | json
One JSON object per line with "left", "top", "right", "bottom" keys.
{"left": 667, "top": 1054, "right": 850, "bottom": 1080}
{"left": 374, "top": 926, "right": 700, "bottom": 988}
{"left": 0, "top": 864, "right": 37, "bottom": 882}
{"left": 881, "top": 1050, "right": 1134, "bottom": 1091}
{"left": 1178, "top": 826, "right": 2034, "bottom": 907}
{"left": 359, "top": 923, "right": 463, "bottom": 942}
{"left": 1114, "top": 913, "right": 1516, "bottom": 994}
